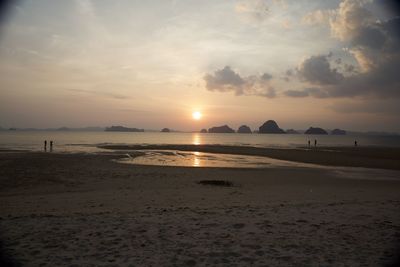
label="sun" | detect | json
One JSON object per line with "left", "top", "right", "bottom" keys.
{"left": 192, "top": 111, "right": 202, "bottom": 120}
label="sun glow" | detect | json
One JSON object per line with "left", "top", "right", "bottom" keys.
{"left": 192, "top": 111, "right": 202, "bottom": 120}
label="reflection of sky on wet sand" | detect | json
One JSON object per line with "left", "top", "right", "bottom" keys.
{"left": 120, "top": 150, "right": 275, "bottom": 168}
{"left": 117, "top": 150, "right": 400, "bottom": 181}
{"left": 193, "top": 151, "right": 201, "bottom": 167}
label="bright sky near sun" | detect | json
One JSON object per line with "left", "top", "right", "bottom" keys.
{"left": 0, "top": 0, "right": 399, "bottom": 131}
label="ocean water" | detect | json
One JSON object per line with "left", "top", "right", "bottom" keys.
{"left": 1, "top": 131, "right": 400, "bottom": 152}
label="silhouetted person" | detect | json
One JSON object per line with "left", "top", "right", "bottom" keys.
{"left": 355, "top": 140, "right": 358, "bottom": 147}
{"left": 308, "top": 140, "right": 311, "bottom": 147}
{"left": 50, "top": 141, "right": 53, "bottom": 152}
{"left": 44, "top": 140, "right": 47, "bottom": 151}
{"left": 314, "top": 139, "right": 317, "bottom": 147}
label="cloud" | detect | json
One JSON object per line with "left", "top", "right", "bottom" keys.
{"left": 283, "top": 88, "right": 328, "bottom": 98}
{"left": 204, "top": 66, "right": 275, "bottom": 98}
{"left": 378, "top": 0, "right": 400, "bottom": 16}
{"left": 302, "top": 9, "right": 333, "bottom": 25}
{"left": 329, "top": 0, "right": 375, "bottom": 42}
{"left": 291, "top": 0, "right": 400, "bottom": 98}
{"left": 297, "top": 54, "right": 344, "bottom": 85}
{"left": 235, "top": 0, "right": 270, "bottom": 23}
{"left": 206, "top": 0, "right": 400, "bottom": 101}
{"left": 305, "top": 0, "right": 400, "bottom": 72}
{"left": 68, "top": 88, "right": 130, "bottom": 100}
{"left": 261, "top": 72, "right": 273, "bottom": 80}
{"left": 283, "top": 89, "right": 309, "bottom": 98}
{"left": 204, "top": 66, "right": 245, "bottom": 95}
{"left": 330, "top": 98, "right": 400, "bottom": 115}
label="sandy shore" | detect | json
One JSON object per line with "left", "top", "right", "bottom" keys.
{"left": 99, "top": 144, "right": 400, "bottom": 170}
{"left": 0, "top": 151, "right": 400, "bottom": 266}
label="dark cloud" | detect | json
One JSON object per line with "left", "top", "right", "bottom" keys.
{"left": 328, "top": 55, "right": 400, "bottom": 97}
{"left": 204, "top": 66, "right": 245, "bottom": 95}
{"left": 297, "top": 55, "right": 344, "bottom": 85}
{"left": 377, "top": 0, "right": 400, "bottom": 16}
{"left": 382, "top": 17, "right": 400, "bottom": 52}
{"left": 206, "top": 1, "right": 400, "bottom": 101}
{"left": 0, "top": 0, "right": 15, "bottom": 24}
{"left": 283, "top": 88, "right": 328, "bottom": 98}
{"left": 261, "top": 72, "right": 273, "bottom": 80}
{"left": 330, "top": 98, "right": 400, "bottom": 115}
{"left": 204, "top": 66, "right": 276, "bottom": 98}
{"left": 283, "top": 90, "right": 309, "bottom": 98}
{"left": 352, "top": 26, "right": 386, "bottom": 49}
{"left": 289, "top": 1, "right": 400, "bottom": 99}
{"left": 344, "top": 64, "right": 357, "bottom": 74}
{"left": 282, "top": 69, "right": 294, "bottom": 82}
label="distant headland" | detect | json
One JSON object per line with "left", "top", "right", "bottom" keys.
{"left": 1, "top": 122, "right": 398, "bottom": 136}
{"left": 105, "top": 126, "right": 144, "bottom": 132}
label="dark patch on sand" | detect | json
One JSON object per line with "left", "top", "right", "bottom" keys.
{"left": 197, "top": 180, "right": 234, "bottom": 187}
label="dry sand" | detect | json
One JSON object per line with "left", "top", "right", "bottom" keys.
{"left": 0, "top": 150, "right": 399, "bottom": 266}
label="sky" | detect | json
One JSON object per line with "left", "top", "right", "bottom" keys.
{"left": 0, "top": 0, "right": 399, "bottom": 132}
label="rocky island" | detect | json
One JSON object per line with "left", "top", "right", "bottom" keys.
{"left": 237, "top": 125, "right": 252, "bottom": 133}
{"left": 259, "top": 120, "right": 285, "bottom": 134}
{"left": 208, "top": 125, "right": 235, "bottom": 133}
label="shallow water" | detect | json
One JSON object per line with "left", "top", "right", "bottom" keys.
{"left": 117, "top": 150, "right": 400, "bottom": 181}
{"left": 118, "top": 150, "right": 305, "bottom": 168}
{"left": 1, "top": 131, "right": 400, "bottom": 152}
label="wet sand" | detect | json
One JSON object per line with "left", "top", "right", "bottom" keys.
{"left": 0, "top": 151, "right": 400, "bottom": 266}
{"left": 99, "top": 144, "right": 400, "bottom": 170}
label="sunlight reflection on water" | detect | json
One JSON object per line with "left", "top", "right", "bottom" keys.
{"left": 192, "top": 133, "right": 201, "bottom": 145}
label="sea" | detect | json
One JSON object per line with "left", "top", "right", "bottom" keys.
{"left": 1, "top": 131, "right": 400, "bottom": 153}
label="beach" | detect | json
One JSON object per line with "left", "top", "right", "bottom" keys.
{"left": 0, "top": 148, "right": 400, "bottom": 266}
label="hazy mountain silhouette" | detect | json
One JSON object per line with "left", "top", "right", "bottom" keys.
{"left": 305, "top": 127, "right": 328, "bottom": 135}
{"left": 105, "top": 126, "right": 144, "bottom": 132}
{"left": 259, "top": 120, "right": 285, "bottom": 134}
{"left": 331, "top": 129, "right": 346, "bottom": 135}
{"left": 208, "top": 125, "right": 235, "bottom": 133}
{"left": 286, "top": 129, "right": 299, "bottom": 134}
{"left": 237, "top": 125, "right": 252, "bottom": 133}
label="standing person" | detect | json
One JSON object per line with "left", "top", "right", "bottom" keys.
{"left": 50, "top": 141, "right": 53, "bottom": 152}
{"left": 44, "top": 140, "right": 47, "bottom": 151}
{"left": 308, "top": 140, "right": 311, "bottom": 148}
{"left": 314, "top": 139, "right": 317, "bottom": 147}
{"left": 355, "top": 140, "right": 358, "bottom": 147}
